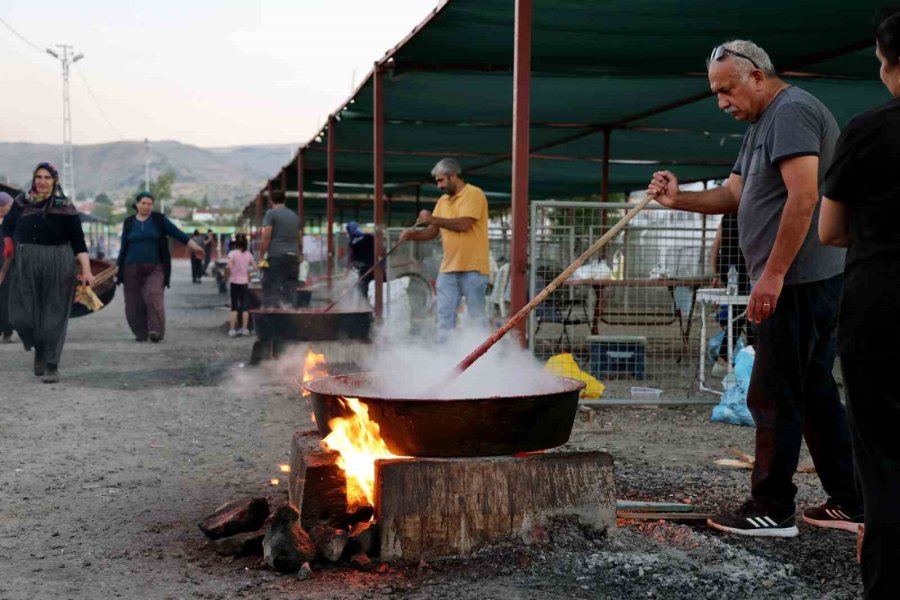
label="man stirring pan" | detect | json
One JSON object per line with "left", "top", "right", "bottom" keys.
{"left": 646, "top": 40, "right": 861, "bottom": 537}
{"left": 400, "top": 158, "right": 490, "bottom": 340}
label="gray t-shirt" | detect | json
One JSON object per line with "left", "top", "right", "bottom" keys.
{"left": 733, "top": 86, "right": 845, "bottom": 285}
{"left": 262, "top": 206, "right": 300, "bottom": 258}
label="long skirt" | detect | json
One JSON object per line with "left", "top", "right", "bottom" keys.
{"left": 8, "top": 243, "right": 77, "bottom": 368}
{"left": 0, "top": 256, "right": 12, "bottom": 337}
{"left": 123, "top": 263, "right": 166, "bottom": 340}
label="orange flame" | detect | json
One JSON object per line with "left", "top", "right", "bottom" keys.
{"left": 321, "top": 397, "right": 401, "bottom": 508}
{"left": 301, "top": 350, "right": 327, "bottom": 396}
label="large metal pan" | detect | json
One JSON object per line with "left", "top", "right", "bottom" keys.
{"left": 71, "top": 258, "right": 117, "bottom": 318}
{"left": 251, "top": 307, "right": 372, "bottom": 342}
{"left": 303, "top": 372, "right": 585, "bottom": 457}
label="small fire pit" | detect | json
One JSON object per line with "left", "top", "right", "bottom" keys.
{"left": 303, "top": 372, "right": 585, "bottom": 457}
{"left": 251, "top": 307, "right": 373, "bottom": 342}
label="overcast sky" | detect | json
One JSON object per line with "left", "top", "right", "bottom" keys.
{"left": 1, "top": 0, "right": 439, "bottom": 148}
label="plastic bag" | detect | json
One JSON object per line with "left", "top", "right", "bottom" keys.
{"left": 544, "top": 353, "right": 605, "bottom": 399}
{"left": 569, "top": 260, "right": 611, "bottom": 281}
{"left": 710, "top": 346, "right": 755, "bottom": 427}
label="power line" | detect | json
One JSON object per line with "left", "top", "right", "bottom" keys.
{"left": 74, "top": 63, "right": 125, "bottom": 140}
{"left": 0, "top": 16, "right": 45, "bottom": 54}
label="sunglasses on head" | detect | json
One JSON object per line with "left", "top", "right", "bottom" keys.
{"left": 710, "top": 44, "right": 761, "bottom": 70}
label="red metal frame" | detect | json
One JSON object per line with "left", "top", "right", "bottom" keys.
{"left": 509, "top": 0, "right": 532, "bottom": 345}
{"left": 327, "top": 118, "right": 336, "bottom": 282}
{"left": 297, "top": 151, "right": 305, "bottom": 253}
{"left": 373, "top": 66, "right": 385, "bottom": 320}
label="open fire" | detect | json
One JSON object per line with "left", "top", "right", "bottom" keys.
{"left": 321, "top": 397, "right": 401, "bottom": 507}
{"left": 301, "top": 349, "right": 405, "bottom": 509}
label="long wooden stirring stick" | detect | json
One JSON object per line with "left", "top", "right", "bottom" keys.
{"left": 446, "top": 195, "right": 655, "bottom": 382}
{"left": 322, "top": 221, "right": 424, "bottom": 313}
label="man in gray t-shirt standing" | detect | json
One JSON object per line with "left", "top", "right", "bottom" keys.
{"left": 647, "top": 40, "right": 860, "bottom": 538}
{"left": 259, "top": 190, "right": 301, "bottom": 307}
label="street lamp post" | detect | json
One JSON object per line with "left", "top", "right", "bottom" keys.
{"left": 46, "top": 45, "right": 83, "bottom": 199}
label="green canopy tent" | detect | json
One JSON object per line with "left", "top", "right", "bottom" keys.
{"left": 250, "top": 0, "right": 889, "bottom": 319}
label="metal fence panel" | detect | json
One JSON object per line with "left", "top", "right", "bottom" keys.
{"left": 529, "top": 201, "right": 724, "bottom": 402}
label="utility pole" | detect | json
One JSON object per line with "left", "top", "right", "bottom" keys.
{"left": 144, "top": 138, "right": 151, "bottom": 193}
{"left": 46, "top": 45, "right": 83, "bottom": 199}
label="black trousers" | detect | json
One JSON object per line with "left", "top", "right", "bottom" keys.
{"left": 262, "top": 254, "right": 299, "bottom": 308}
{"left": 748, "top": 274, "right": 859, "bottom": 513}
{"left": 0, "top": 275, "right": 11, "bottom": 337}
{"left": 843, "top": 356, "right": 900, "bottom": 599}
{"left": 190, "top": 256, "right": 203, "bottom": 282}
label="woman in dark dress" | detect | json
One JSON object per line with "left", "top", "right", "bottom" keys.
{"left": 117, "top": 192, "right": 204, "bottom": 342}
{"left": 1, "top": 163, "right": 96, "bottom": 383}
{"left": 818, "top": 10, "right": 900, "bottom": 599}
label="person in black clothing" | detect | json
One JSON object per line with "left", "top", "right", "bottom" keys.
{"left": 117, "top": 192, "right": 204, "bottom": 342}
{"left": 189, "top": 229, "right": 205, "bottom": 283}
{"left": 202, "top": 229, "right": 215, "bottom": 275}
{"left": 346, "top": 222, "right": 375, "bottom": 302}
{"left": 818, "top": 10, "right": 900, "bottom": 598}
{"left": 709, "top": 212, "right": 754, "bottom": 373}
{"left": 1, "top": 163, "right": 96, "bottom": 383}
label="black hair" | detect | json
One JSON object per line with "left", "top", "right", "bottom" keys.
{"left": 270, "top": 190, "right": 286, "bottom": 204}
{"left": 234, "top": 237, "right": 248, "bottom": 251}
{"left": 875, "top": 7, "right": 900, "bottom": 65}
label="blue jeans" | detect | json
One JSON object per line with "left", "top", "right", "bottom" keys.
{"left": 436, "top": 271, "right": 489, "bottom": 332}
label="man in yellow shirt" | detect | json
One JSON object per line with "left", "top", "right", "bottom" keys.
{"left": 400, "top": 158, "right": 490, "bottom": 337}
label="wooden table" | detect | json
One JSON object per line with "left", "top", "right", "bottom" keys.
{"left": 564, "top": 277, "right": 710, "bottom": 355}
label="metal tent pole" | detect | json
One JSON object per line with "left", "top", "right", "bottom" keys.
{"left": 373, "top": 65, "right": 386, "bottom": 320}
{"left": 509, "top": 0, "right": 533, "bottom": 345}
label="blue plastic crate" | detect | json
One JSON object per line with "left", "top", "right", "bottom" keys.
{"left": 588, "top": 335, "right": 646, "bottom": 380}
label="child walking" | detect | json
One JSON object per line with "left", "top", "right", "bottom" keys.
{"left": 226, "top": 235, "right": 255, "bottom": 337}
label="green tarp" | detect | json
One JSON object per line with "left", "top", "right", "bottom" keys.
{"left": 256, "top": 0, "right": 890, "bottom": 221}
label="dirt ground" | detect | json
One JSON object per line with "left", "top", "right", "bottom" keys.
{"left": 0, "top": 262, "right": 862, "bottom": 600}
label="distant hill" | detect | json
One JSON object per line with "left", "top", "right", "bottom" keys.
{"left": 0, "top": 141, "right": 295, "bottom": 208}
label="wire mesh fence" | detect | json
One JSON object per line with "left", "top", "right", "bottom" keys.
{"left": 314, "top": 208, "right": 741, "bottom": 402}
{"left": 528, "top": 200, "right": 727, "bottom": 401}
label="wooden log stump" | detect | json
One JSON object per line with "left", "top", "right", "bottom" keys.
{"left": 289, "top": 430, "right": 348, "bottom": 531}
{"left": 375, "top": 451, "right": 615, "bottom": 560}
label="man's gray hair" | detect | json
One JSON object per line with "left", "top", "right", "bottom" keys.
{"left": 708, "top": 39, "right": 777, "bottom": 78}
{"left": 431, "top": 158, "right": 462, "bottom": 178}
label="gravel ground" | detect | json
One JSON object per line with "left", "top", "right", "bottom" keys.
{"left": 0, "top": 261, "right": 861, "bottom": 599}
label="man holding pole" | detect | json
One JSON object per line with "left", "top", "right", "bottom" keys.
{"left": 647, "top": 40, "right": 860, "bottom": 537}
{"left": 400, "top": 158, "right": 490, "bottom": 339}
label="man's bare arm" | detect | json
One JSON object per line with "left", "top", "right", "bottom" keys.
{"left": 647, "top": 171, "right": 742, "bottom": 214}
{"left": 259, "top": 226, "right": 273, "bottom": 256}
{"left": 400, "top": 224, "right": 440, "bottom": 242}
{"left": 430, "top": 215, "right": 475, "bottom": 232}
{"left": 746, "top": 155, "right": 820, "bottom": 322}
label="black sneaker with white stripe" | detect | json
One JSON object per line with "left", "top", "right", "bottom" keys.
{"left": 802, "top": 501, "right": 863, "bottom": 533}
{"left": 707, "top": 500, "right": 799, "bottom": 537}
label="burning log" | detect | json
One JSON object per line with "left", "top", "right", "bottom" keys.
{"left": 347, "top": 521, "right": 379, "bottom": 556}
{"left": 210, "top": 530, "right": 266, "bottom": 557}
{"left": 375, "top": 451, "right": 615, "bottom": 560}
{"left": 350, "top": 551, "right": 374, "bottom": 571}
{"left": 198, "top": 497, "right": 270, "bottom": 540}
{"left": 338, "top": 504, "right": 374, "bottom": 530}
{"left": 308, "top": 524, "right": 349, "bottom": 562}
{"left": 289, "top": 430, "right": 349, "bottom": 531}
{"left": 262, "top": 504, "right": 316, "bottom": 573}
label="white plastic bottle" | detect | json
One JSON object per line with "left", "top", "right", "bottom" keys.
{"left": 726, "top": 265, "right": 738, "bottom": 295}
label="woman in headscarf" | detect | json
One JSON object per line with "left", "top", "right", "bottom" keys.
{"left": 116, "top": 192, "right": 204, "bottom": 343}
{"left": 0, "top": 191, "right": 15, "bottom": 343}
{"left": 1, "top": 163, "right": 95, "bottom": 383}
